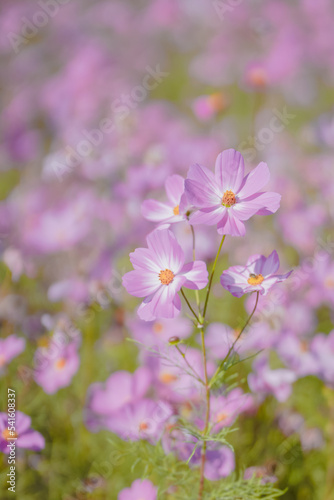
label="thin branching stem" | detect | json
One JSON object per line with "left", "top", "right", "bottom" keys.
{"left": 197, "top": 234, "right": 226, "bottom": 500}
{"left": 175, "top": 345, "right": 205, "bottom": 385}
{"left": 190, "top": 224, "right": 200, "bottom": 309}
{"left": 209, "top": 291, "right": 260, "bottom": 388}
{"left": 202, "top": 235, "right": 226, "bottom": 320}
{"left": 181, "top": 288, "right": 200, "bottom": 324}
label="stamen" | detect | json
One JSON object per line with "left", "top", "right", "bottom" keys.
{"left": 248, "top": 67, "right": 267, "bottom": 87}
{"left": 55, "top": 358, "right": 67, "bottom": 370}
{"left": 153, "top": 322, "right": 164, "bottom": 334}
{"left": 159, "top": 269, "right": 174, "bottom": 285}
{"left": 215, "top": 412, "right": 229, "bottom": 424}
{"left": 139, "top": 421, "right": 149, "bottom": 431}
{"left": 222, "top": 190, "right": 236, "bottom": 207}
{"left": 208, "top": 92, "right": 226, "bottom": 112}
{"left": 2, "top": 429, "right": 18, "bottom": 440}
{"left": 173, "top": 205, "right": 179, "bottom": 215}
{"left": 247, "top": 273, "right": 264, "bottom": 285}
{"left": 159, "top": 372, "right": 178, "bottom": 384}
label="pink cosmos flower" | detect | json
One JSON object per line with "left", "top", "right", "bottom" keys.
{"left": 122, "top": 229, "right": 208, "bottom": 320}
{"left": 0, "top": 335, "right": 26, "bottom": 374}
{"left": 86, "top": 367, "right": 151, "bottom": 431}
{"left": 220, "top": 250, "right": 292, "bottom": 298}
{"left": 192, "top": 93, "right": 227, "bottom": 121}
{"left": 248, "top": 357, "right": 296, "bottom": 402}
{"left": 141, "top": 174, "right": 188, "bottom": 224}
{"left": 185, "top": 149, "right": 281, "bottom": 236}
{"left": 106, "top": 398, "right": 172, "bottom": 444}
{"left": 118, "top": 479, "right": 157, "bottom": 500}
{"left": 209, "top": 388, "right": 253, "bottom": 433}
{"left": 0, "top": 411, "right": 45, "bottom": 453}
{"left": 34, "top": 337, "right": 80, "bottom": 394}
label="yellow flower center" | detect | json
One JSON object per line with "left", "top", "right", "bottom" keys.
{"left": 159, "top": 269, "right": 174, "bottom": 285}
{"left": 222, "top": 190, "right": 236, "bottom": 207}
{"left": 173, "top": 205, "right": 179, "bottom": 215}
{"left": 139, "top": 421, "right": 149, "bottom": 431}
{"left": 248, "top": 67, "right": 268, "bottom": 87}
{"left": 159, "top": 372, "right": 178, "bottom": 384}
{"left": 208, "top": 92, "right": 226, "bottom": 112}
{"left": 247, "top": 273, "right": 264, "bottom": 286}
{"left": 153, "top": 322, "right": 164, "bottom": 334}
{"left": 2, "top": 429, "right": 18, "bottom": 440}
{"left": 55, "top": 358, "right": 67, "bottom": 370}
{"left": 215, "top": 412, "right": 229, "bottom": 424}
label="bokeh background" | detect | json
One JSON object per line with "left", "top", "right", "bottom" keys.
{"left": 1, "top": 0, "right": 334, "bottom": 499}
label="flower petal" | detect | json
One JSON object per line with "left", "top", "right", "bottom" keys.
{"left": 141, "top": 199, "right": 174, "bottom": 223}
{"left": 146, "top": 229, "right": 185, "bottom": 273}
{"left": 217, "top": 210, "right": 246, "bottom": 236}
{"left": 215, "top": 149, "right": 245, "bottom": 193}
{"left": 237, "top": 162, "right": 270, "bottom": 198}
{"left": 232, "top": 192, "right": 281, "bottom": 220}
{"left": 180, "top": 261, "right": 209, "bottom": 290}
{"left": 17, "top": 430, "right": 45, "bottom": 451}
{"left": 122, "top": 270, "right": 161, "bottom": 297}
{"left": 190, "top": 206, "right": 225, "bottom": 226}
{"left": 165, "top": 174, "right": 185, "bottom": 206}
{"left": 129, "top": 247, "right": 161, "bottom": 273}
{"left": 137, "top": 277, "right": 184, "bottom": 320}
{"left": 185, "top": 164, "right": 222, "bottom": 207}
{"left": 261, "top": 250, "right": 280, "bottom": 276}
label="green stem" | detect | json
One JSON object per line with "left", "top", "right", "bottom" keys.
{"left": 202, "top": 235, "right": 226, "bottom": 321}
{"left": 198, "top": 327, "right": 210, "bottom": 500}
{"left": 209, "top": 291, "right": 260, "bottom": 388}
{"left": 175, "top": 345, "right": 204, "bottom": 385}
{"left": 190, "top": 224, "right": 200, "bottom": 309}
{"left": 181, "top": 288, "right": 200, "bottom": 324}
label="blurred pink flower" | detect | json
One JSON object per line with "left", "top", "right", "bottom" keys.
{"left": 34, "top": 337, "right": 80, "bottom": 394}
{"left": 106, "top": 398, "right": 172, "bottom": 444}
{"left": 248, "top": 357, "right": 297, "bottom": 402}
{"left": 86, "top": 367, "right": 151, "bottom": 431}
{"left": 0, "top": 335, "right": 25, "bottom": 374}
{"left": 0, "top": 411, "right": 44, "bottom": 453}
{"left": 118, "top": 479, "right": 157, "bottom": 500}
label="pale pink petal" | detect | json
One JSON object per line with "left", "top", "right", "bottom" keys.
{"left": 180, "top": 261, "right": 208, "bottom": 290}
{"left": 190, "top": 206, "right": 225, "bottom": 226}
{"left": 215, "top": 149, "right": 245, "bottom": 193}
{"left": 233, "top": 192, "right": 281, "bottom": 220}
{"left": 217, "top": 211, "right": 246, "bottom": 236}
{"left": 185, "top": 164, "right": 222, "bottom": 207}
{"left": 165, "top": 175, "right": 185, "bottom": 206}
{"left": 122, "top": 270, "right": 161, "bottom": 297}
{"left": 129, "top": 247, "right": 161, "bottom": 273}
{"left": 261, "top": 250, "right": 280, "bottom": 276}
{"left": 237, "top": 162, "right": 270, "bottom": 197}
{"left": 141, "top": 199, "right": 174, "bottom": 222}
{"left": 137, "top": 277, "right": 184, "bottom": 320}
{"left": 146, "top": 229, "right": 184, "bottom": 273}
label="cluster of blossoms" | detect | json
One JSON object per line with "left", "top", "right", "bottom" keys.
{"left": 123, "top": 149, "right": 288, "bottom": 320}
{"left": 118, "top": 149, "right": 292, "bottom": 494}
